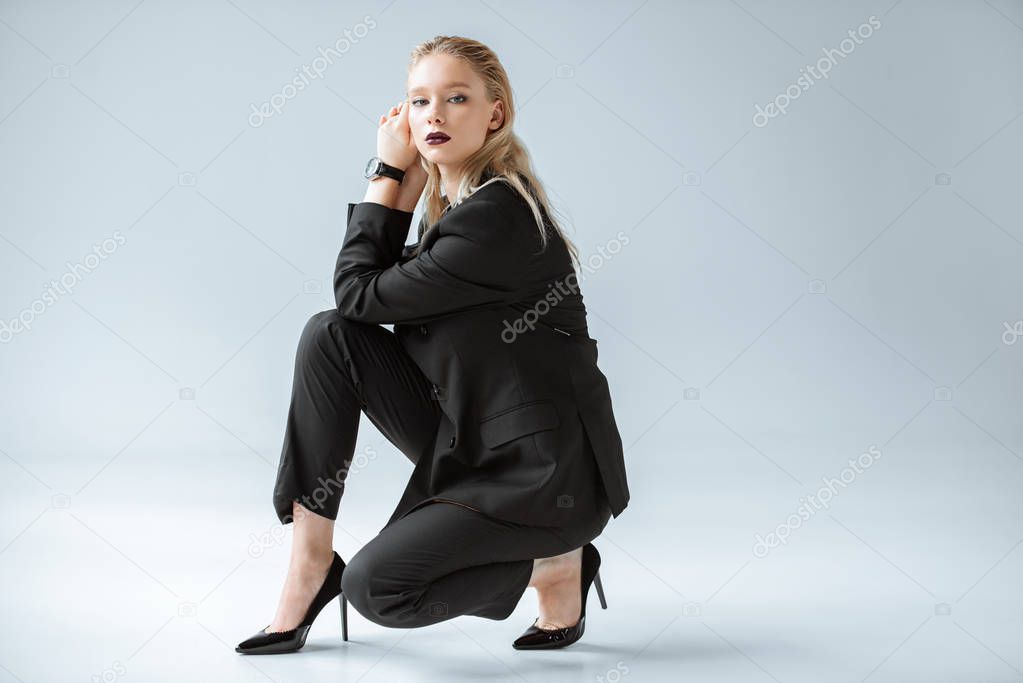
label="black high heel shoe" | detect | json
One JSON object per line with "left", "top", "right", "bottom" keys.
{"left": 512, "top": 542, "right": 608, "bottom": 650}
{"left": 236, "top": 550, "right": 349, "bottom": 654}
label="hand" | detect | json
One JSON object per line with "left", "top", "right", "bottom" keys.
{"left": 377, "top": 101, "right": 417, "bottom": 171}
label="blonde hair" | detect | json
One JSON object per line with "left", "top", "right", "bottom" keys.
{"left": 407, "top": 35, "right": 580, "bottom": 269}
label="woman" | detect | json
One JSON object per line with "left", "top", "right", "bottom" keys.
{"left": 237, "top": 35, "right": 629, "bottom": 654}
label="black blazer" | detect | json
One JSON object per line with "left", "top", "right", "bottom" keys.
{"left": 334, "top": 176, "right": 630, "bottom": 531}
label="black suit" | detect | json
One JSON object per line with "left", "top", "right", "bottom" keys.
{"left": 269, "top": 175, "right": 631, "bottom": 629}
{"left": 333, "top": 177, "right": 630, "bottom": 533}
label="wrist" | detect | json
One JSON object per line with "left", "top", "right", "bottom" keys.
{"left": 363, "top": 175, "right": 400, "bottom": 207}
{"left": 395, "top": 181, "right": 425, "bottom": 213}
{"left": 394, "top": 198, "right": 419, "bottom": 213}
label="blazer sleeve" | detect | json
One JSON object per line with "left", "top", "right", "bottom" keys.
{"left": 333, "top": 199, "right": 525, "bottom": 325}
{"left": 398, "top": 214, "right": 427, "bottom": 263}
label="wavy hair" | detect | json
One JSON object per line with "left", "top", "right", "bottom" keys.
{"left": 407, "top": 35, "right": 580, "bottom": 269}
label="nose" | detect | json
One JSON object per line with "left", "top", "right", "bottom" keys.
{"left": 426, "top": 103, "right": 444, "bottom": 126}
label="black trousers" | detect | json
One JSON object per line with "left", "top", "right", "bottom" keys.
{"left": 271, "top": 309, "right": 609, "bottom": 627}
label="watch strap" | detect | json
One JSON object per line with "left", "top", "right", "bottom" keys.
{"left": 365, "top": 156, "right": 405, "bottom": 183}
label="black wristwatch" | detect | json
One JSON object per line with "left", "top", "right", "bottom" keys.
{"left": 364, "top": 156, "right": 405, "bottom": 183}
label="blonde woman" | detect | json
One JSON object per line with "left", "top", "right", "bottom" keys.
{"left": 237, "top": 35, "right": 629, "bottom": 654}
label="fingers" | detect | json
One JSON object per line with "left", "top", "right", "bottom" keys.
{"left": 379, "top": 102, "right": 400, "bottom": 124}
{"left": 380, "top": 101, "right": 411, "bottom": 133}
{"left": 379, "top": 101, "right": 403, "bottom": 127}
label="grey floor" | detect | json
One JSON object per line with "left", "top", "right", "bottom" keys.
{"left": 3, "top": 0, "right": 1023, "bottom": 681}
{"left": 3, "top": 433, "right": 1022, "bottom": 682}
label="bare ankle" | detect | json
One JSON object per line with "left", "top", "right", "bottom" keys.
{"left": 528, "top": 547, "right": 582, "bottom": 588}
{"left": 289, "top": 547, "right": 333, "bottom": 573}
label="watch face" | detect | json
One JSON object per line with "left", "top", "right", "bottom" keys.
{"left": 364, "top": 157, "right": 380, "bottom": 178}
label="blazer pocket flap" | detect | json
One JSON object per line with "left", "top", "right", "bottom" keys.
{"left": 480, "top": 400, "right": 560, "bottom": 449}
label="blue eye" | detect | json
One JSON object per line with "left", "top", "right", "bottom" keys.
{"left": 410, "top": 95, "right": 466, "bottom": 105}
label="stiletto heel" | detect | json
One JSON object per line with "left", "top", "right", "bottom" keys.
{"left": 340, "top": 593, "right": 349, "bottom": 642}
{"left": 594, "top": 568, "right": 607, "bottom": 609}
{"left": 512, "top": 542, "right": 604, "bottom": 650}
{"left": 236, "top": 550, "right": 348, "bottom": 654}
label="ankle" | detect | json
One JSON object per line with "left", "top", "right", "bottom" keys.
{"left": 289, "top": 548, "right": 333, "bottom": 574}
{"left": 533, "top": 568, "right": 578, "bottom": 595}
{"left": 529, "top": 548, "right": 582, "bottom": 588}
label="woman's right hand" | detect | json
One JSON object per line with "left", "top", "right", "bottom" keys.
{"left": 376, "top": 101, "right": 418, "bottom": 171}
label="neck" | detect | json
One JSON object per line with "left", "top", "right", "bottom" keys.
{"left": 439, "top": 167, "right": 499, "bottom": 211}
{"left": 438, "top": 164, "right": 460, "bottom": 207}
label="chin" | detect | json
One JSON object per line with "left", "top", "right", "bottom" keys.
{"left": 426, "top": 148, "right": 459, "bottom": 163}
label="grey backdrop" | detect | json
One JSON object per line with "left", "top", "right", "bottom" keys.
{"left": 1, "top": 1, "right": 1022, "bottom": 681}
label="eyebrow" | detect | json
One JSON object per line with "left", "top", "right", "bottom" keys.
{"left": 408, "top": 81, "right": 472, "bottom": 94}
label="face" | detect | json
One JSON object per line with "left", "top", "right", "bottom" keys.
{"left": 406, "top": 53, "right": 504, "bottom": 172}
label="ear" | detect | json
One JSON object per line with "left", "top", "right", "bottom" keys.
{"left": 489, "top": 100, "right": 505, "bottom": 130}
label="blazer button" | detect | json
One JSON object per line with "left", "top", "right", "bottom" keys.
{"left": 448, "top": 435, "right": 456, "bottom": 447}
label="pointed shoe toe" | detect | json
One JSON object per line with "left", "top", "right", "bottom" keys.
{"left": 235, "top": 624, "right": 312, "bottom": 654}
{"left": 236, "top": 550, "right": 349, "bottom": 655}
{"left": 512, "top": 616, "right": 585, "bottom": 650}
